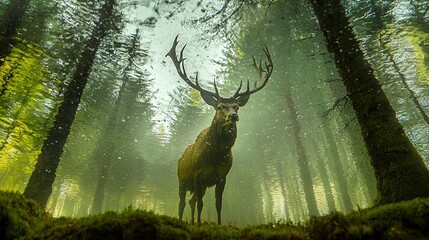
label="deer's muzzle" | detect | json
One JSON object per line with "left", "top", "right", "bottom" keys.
{"left": 228, "top": 113, "right": 239, "bottom": 122}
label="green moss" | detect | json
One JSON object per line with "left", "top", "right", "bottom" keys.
{"left": 1, "top": 191, "right": 429, "bottom": 240}
{"left": 186, "top": 223, "right": 240, "bottom": 240}
{"left": 39, "top": 208, "right": 189, "bottom": 240}
{"left": 240, "top": 223, "right": 308, "bottom": 240}
{"left": 307, "top": 198, "right": 429, "bottom": 240}
{"left": 0, "top": 191, "right": 51, "bottom": 239}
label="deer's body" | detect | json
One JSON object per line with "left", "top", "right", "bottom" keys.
{"left": 178, "top": 103, "right": 238, "bottom": 224}
{"left": 178, "top": 123, "right": 236, "bottom": 193}
{"left": 166, "top": 36, "right": 272, "bottom": 224}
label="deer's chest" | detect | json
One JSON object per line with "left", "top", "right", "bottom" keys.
{"left": 194, "top": 150, "right": 232, "bottom": 184}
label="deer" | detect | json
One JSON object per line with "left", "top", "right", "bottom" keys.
{"left": 165, "top": 35, "right": 273, "bottom": 224}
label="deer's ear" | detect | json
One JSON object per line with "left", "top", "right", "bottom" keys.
{"left": 201, "top": 92, "right": 218, "bottom": 107}
{"left": 236, "top": 95, "right": 250, "bottom": 107}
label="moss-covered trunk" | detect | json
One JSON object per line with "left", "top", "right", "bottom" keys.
{"left": 309, "top": 0, "right": 429, "bottom": 204}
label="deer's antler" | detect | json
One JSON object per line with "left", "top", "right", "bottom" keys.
{"left": 233, "top": 46, "right": 273, "bottom": 98}
{"left": 166, "top": 36, "right": 273, "bottom": 107}
{"left": 232, "top": 46, "right": 273, "bottom": 106}
{"left": 166, "top": 35, "right": 221, "bottom": 106}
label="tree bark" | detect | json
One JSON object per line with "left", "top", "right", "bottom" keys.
{"left": 24, "top": 0, "right": 116, "bottom": 207}
{"left": 309, "top": 0, "right": 429, "bottom": 204}
{"left": 285, "top": 91, "right": 319, "bottom": 216}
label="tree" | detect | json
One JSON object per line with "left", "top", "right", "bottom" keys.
{"left": 309, "top": 0, "right": 429, "bottom": 204}
{"left": 349, "top": 0, "right": 429, "bottom": 127}
{"left": 322, "top": 125, "right": 353, "bottom": 212}
{"left": 24, "top": 0, "right": 117, "bottom": 207}
{"left": 0, "top": 0, "right": 33, "bottom": 97}
{"left": 378, "top": 34, "right": 429, "bottom": 126}
{"left": 90, "top": 30, "right": 142, "bottom": 214}
{"left": 0, "top": 0, "right": 31, "bottom": 68}
{"left": 310, "top": 140, "right": 336, "bottom": 213}
{"left": 285, "top": 91, "right": 319, "bottom": 216}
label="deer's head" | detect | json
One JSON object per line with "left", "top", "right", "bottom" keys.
{"left": 166, "top": 35, "right": 273, "bottom": 127}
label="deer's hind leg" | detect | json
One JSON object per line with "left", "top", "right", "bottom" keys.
{"left": 189, "top": 186, "right": 206, "bottom": 224}
{"left": 189, "top": 193, "right": 196, "bottom": 223}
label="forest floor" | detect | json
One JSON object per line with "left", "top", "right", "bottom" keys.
{"left": 1, "top": 191, "right": 428, "bottom": 240}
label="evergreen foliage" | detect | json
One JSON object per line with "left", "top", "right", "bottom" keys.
{"left": 0, "top": 0, "right": 428, "bottom": 226}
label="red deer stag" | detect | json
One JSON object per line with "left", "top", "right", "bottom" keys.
{"left": 166, "top": 36, "right": 273, "bottom": 224}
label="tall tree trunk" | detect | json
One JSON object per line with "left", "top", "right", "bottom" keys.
{"left": 261, "top": 166, "right": 274, "bottom": 222}
{"left": 275, "top": 157, "right": 291, "bottom": 220}
{"left": 0, "top": 0, "right": 31, "bottom": 95}
{"left": 77, "top": 194, "right": 90, "bottom": 217}
{"left": 91, "top": 158, "right": 111, "bottom": 214}
{"left": 91, "top": 31, "right": 140, "bottom": 214}
{"left": 0, "top": 0, "right": 30, "bottom": 64}
{"left": 323, "top": 126, "right": 354, "bottom": 212}
{"left": 309, "top": 0, "right": 429, "bottom": 204}
{"left": 285, "top": 91, "right": 319, "bottom": 216}
{"left": 311, "top": 141, "right": 336, "bottom": 213}
{"left": 24, "top": 0, "right": 116, "bottom": 207}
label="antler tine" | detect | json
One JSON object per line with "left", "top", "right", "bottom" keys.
{"left": 234, "top": 46, "right": 273, "bottom": 98}
{"left": 166, "top": 35, "right": 220, "bottom": 99}
{"left": 195, "top": 72, "right": 200, "bottom": 86}
{"left": 213, "top": 78, "right": 220, "bottom": 96}
{"left": 263, "top": 46, "right": 273, "bottom": 71}
{"left": 251, "top": 55, "right": 263, "bottom": 82}
{"left": 233, "top": 80, "right": 243, "bottom": 97}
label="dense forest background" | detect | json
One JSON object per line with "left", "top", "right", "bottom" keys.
{"left": 0, "top": 0, "right": 428, "bottom": 226}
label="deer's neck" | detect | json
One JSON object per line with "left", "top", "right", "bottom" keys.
{"left": 207, "top": 119, "right": 237, "bottom": 151}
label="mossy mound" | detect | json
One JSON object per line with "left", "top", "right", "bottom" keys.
{"left": 1, "top": 191, "right": 428, "bottom": 240}
{"left": 0, "top": 191, "right": 52, "bottom": 239}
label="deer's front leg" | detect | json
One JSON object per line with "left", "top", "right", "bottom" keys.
{"left": 178, "top": 182, "right": 186, "bottom": 221}
{"left": 215, "top": 178, "right": 226, "bottom": 224}
{"left": 194, "top": 175, "right": 206, "bottom": 224}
